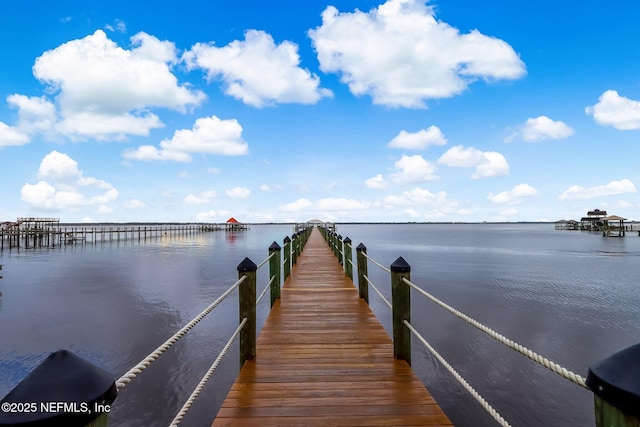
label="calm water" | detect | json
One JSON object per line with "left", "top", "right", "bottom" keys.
{"left": 1, "top": 224, "right": 639, "bottom": 426}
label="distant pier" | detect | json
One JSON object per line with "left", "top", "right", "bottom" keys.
{"left": 0, "top": 218, "right": 226, "bottom": 251}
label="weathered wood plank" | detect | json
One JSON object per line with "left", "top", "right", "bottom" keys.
{"left": 212, "top": 227, "right": 452, "bottom": 426}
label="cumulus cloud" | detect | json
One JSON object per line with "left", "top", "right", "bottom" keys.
{"left": 384, "top": 187, "right": 447, "bottom": 206}
{"left": 506, "top": 116, "right": 574, "bottom": 142}
{"left": 225, "top": 186, "right": 250, "bottom": 199}
{"left": 309, "top": 0, "right": 525, "bottom": 108}
{"left": 488, "top": 183, "right": 538, "bottom": 203}
{"left": 0, "top": 122, "right": 29, "bottom": 147}
{"left": 26, "top": 30, "right": 205, "bottom": 140}
{"left": 558, "top": 179, "right": 637, "bottom": 200}
{"left": 195, "top": 209, "right": 233, "bottom": 222}
{"left": 279, "top": 198, "right": 313, "bottom": 212}
{"left": 317, "top": 198, "right": 371, "bottom": 210}
{"left": 391, "top": 154, "right": 438, "bottom": 183}
{"left": 388, "top": 125, "right": 447, "bottom": 149}
{"left": 21, "top": 151, "right": 118, "bottom": 210}
{"left": 438, "top": 145, "right": 509, "bottom": 178}
{"left": 185, "top": 190, "right": 217, "bottom": 205}
{"left": 365, "top": 174, "right": 388, "bottom": 189}
{"left": 585, "top": 90, "right": 640, "bottom": 130}
{"left": 184, "top": 29, "right": 332, "bottom": 107}
{"left": 123, "top": 115, "right": 249, "bottom": 161}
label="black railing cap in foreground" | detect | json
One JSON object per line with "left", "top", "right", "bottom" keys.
{"left": 237, "top": 257, "right": 257, "bottom": 272}
{"left": 343, "top": 237, "right": 352, "bottom": 244}
{"left": 269, "top": 241, "right": 281, "bottom": 251}
{"left": 356, "top": 243, "right": 367, "bottom": 251}
{"left": 0, "top": 349, "right": 116, "bottom": 426}
{"left": 391, "top": 257, "right": 411, "bottom": 273}
{"left": 283, "top": 236, "right": 291, "bottom": 243}
{"left": 587, "top": 342, "right": 640, "bottom": 417}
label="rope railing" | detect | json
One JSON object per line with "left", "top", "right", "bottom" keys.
{"left": 404, "top": 320, "right": 511, "bottom": 427}
{"left": 401, "top": 276, "right": 588, "bottom": 389}
{"left": 257, "top": 275, "right": 276, "bottom": 306}
{"left": 363, "top": 274, "right": 392, "bottom": 309}
{"left": 362, "top": 252, "right": 391, "bottom": 273}
{"left": 169, "top": 317, "right": 248, "bottom": 426}
{"left": 256, "top": 251, "right": 275, "bottom": 270}
{"left": 116, "top": 275, "right": 247, "bottom": 390}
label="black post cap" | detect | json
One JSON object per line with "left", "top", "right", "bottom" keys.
{"left": 237, "top": 257, "right": 257, "bottom": 272}
{"left": 0, "top": 350, "right": 117, "bottom": 426}
{"left": 343, "top": 237, "right": 352, "bottom": 244}
{"left": 269, "top": 241, "right": 281, "bottom": 251}
{"left": 283, "top": 236, "right": 291, "bottom": 243}
{"left": 356, "top": 243, "right": 367, "bottom": 251}
{"left": 390, "top": 257, "right": 411, "bottom": 273}
{"left": 587, "top": 342, "right": 640, "bottom": 417}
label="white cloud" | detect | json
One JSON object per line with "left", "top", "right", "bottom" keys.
{"left": 438, "top": 145, "right": 509, "bottom": 179}
{"left": 195, "top": 209, "right": 233, "bottom": 222}
{"left": 21, "top": 151, "right": 118, "bottom": 210}
{"left": 488, "top": 183, "right": 538, "bottom": 203}
{"left": 317, "top": 198, "right": 371, "bottom": 210}
{"left": 185, "top": 191, "right": 217, "bottom": 204}
{"left": 260, "top": 184, "right": 271, "bottom": 191}
{"left": 0, "top": 122, "right": 29, "bottom": 147}
{"left": 123, "top": 115, "right": 249, "bottom": 161}
{"left": 365, "top": 174, "right": 388, "bottom": 189}
{"left": 207, "top": 167, "right": 222, "bottom": 174}
{"left": 7, "top": 94, "right": 57, "bottom": 137}
{"left": 391, "top": 154, "right": 438, "bottom": 183}
{"left": 184, "top": 29, "right": 332, "bottom": 107}
{"left": 558, "top": 179, "right": 637, "bottom": 200}
{"left": 507, "top": 116, "right": 574, "bottom": 142}
{"left": 384, "top": 187, "right": 447, "bottom": 206}
{"left": 309, "top": 0, "right": 525, "bottom": 108}
{"left": 30, "top": 30, "right": 205, "bottom": 140}
{"left": 388, "top": 125, "right": 447, "bottom": 149}
{"left": 586, "top": 90, "right": 640, "bottom": 130}
{"left": 279, "top": 198, "right": 313, "bottom": 212}
{"left": 225, "top": 186, "right": 250, "bottom": 199}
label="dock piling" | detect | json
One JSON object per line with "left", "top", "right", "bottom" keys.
{"left": 391, "top": 256, "right": 412, "bottom": 365}
{"left": 237, "top": 258, "right": 257, "bottom": 366}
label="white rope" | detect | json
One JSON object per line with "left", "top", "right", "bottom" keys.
{"left": 362, "top": 252, "right": 391, "bottom": 273}
{"left": 363, "top": 274, "right": 392, "bottom": 309}
{"left": 256, "top": 252, "right": 275, "bottom": 270}
{"left": 169, "top": 317, "right": 247, "bottom": 426}
{"left": 404, "top": 320, "right": 511, "bottom": 427}
{"left": 402, "top": 277, "right": 588, "bottom": 389}
{"left": 116, "top": 275, "right": 247, "bottom": 389}
{"left": 281, "top": 258, "right": 288, "bottom": 268}
{"left": 256, "top": 275, "right": 275, "bottom": 305}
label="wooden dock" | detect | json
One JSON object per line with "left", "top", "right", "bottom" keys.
{"left": 212, "top": 228, "right": 452, "bottom": 426}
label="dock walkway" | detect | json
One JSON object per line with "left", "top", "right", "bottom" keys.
{"left": 212, "top": 228, "right": 452, "bottom": 426}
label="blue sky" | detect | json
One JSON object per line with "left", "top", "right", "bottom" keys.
{"left": 2, "top": 0, "right": 640, "bottom": 223}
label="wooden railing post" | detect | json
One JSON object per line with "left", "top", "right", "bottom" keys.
{"left": 587, "top": 343, "right": 640, "bottom": 426}
{"left": 238, "top": 257, "right": 257, "bottom": 366}
{"left": 291, "top": 233, "right": 299, "bottom": 265}
{"left": 269, "top": 242, "right": 281, "bottom": 307}
{"left": 391, "top": 257, "right": 411, "bottom": 365}
{"left": 343, "top": 237, "right": 353, "bottom": 279}
{"left": 356, "top": 243, "right": 369, "bottom": 304}
{"left": 283, "top": 236, "right": 291, "bottom": 280}
{"left": 337, "top": 235, "right": 344, "bottom": 266}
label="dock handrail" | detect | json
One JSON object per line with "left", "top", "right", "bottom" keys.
{"left": 316, "top": 225, "right": 598, "bottom": 426}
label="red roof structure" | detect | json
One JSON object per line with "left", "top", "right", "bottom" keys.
{"left": 227, "top": 217, "right": 239, "bottom": 223}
